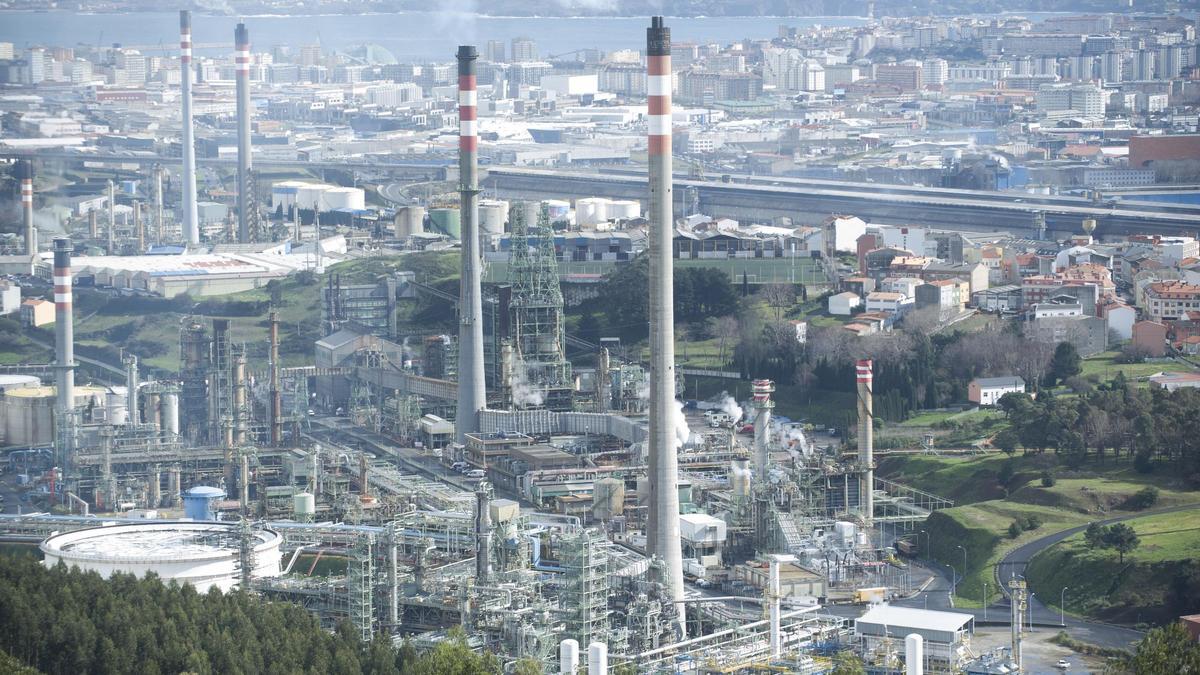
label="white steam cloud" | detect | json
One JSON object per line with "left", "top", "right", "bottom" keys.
{"left": 510, "top": 359, "right": 545, "bottom": 408}
{"left": 718, "top": 393, "right": 743, "bottom": 423}
{"left": 673, "top": 399, "right": 691, "bottom": 450}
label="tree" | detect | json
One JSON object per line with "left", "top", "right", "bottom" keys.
{"left": 831, "top": 650, "right": 866, "bottom": 675}
{"left": 994, "top": 428, "right": 1019, "bottom": 456}
{"left": 1040, "top": 471, "right": 1056, "bottom": 487}
{"left": 1126, "top": 623, "right": 1200, "bottom": 674}
{"left": 1048, "top": 341, "right": 1082, "bottom": 387}
{"left": 1007, "top": 521, "right": 1022, "bottom": 539}
{"left": 1084, "top": 522, "right": 1104, "bottom": 550}
{"left": 760, "top": 282, "right": 796, "bottom": 319}
{"left": 1103, "top": 523, "right": 1141, "bottom": 563}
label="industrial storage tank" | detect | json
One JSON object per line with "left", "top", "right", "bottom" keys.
{"left": 320, "top": 187, "right": 366, "bottom": 211}
{"left": 429, "top": 207, "right": 461, "bottom": 239}
{"left": 478, "top": 199, "right": 510, "bottom": 235}
{"left": 105, "top": 386, "right": 128, "bottom": 426}
{"left": 40, "top": 522, "right": 283, "bottom": 594}
{"left": 608, "top": 200, "right": 641, "bottom": 220}
{"left": 2, "top": 385, "right": 107, "bottom": 446}
{"left": 183, "top": 486, "right": 226, "bottom": 521}
{"left": 575, "top": 197, "right": 609, "bottom": 226}
{"left": 270, "top": 180, "right": 308, "bottom": 212}
{"left": 293, "top": 492, "right": 316, "bottom": 519}
{"left": 0, "top": 375, "right": 38, "bottom": 444}
{"left": 394, "top": 205, "right": 426, "bottom": 237}
{"left": 295, "top": 183, "right": 332, "bottom": 211}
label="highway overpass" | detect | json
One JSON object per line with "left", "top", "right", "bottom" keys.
{"left": 486, "top": 167, "right": 1200, "bottom": 238}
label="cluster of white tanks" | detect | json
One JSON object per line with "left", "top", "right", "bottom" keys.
{"left": 40, "top": 522, "right": 283, "bottom": 593}
{"left": 0, "top": 377, "right": 180, "bottom": 445}
{"left": 271, "top": 181, "right": 366, "bottom": 213}
{"left": 574, "top": 197, "right": 641, "bottom": 226}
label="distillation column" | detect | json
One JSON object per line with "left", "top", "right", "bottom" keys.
{"left": 179, "top": 10, "right": 200, "bottom": 246}
{"left": 455, "top": 44, "right": 486, "bottom": 442}
{"left": 645, "top": 15, "right": 685, "bottom": 638}
{"left": 857, "top": 359, "right": 874, "bottom": 526}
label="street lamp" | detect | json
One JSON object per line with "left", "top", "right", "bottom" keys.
{"left": 956, "top": 545, "right": 967, "bottom": 595}
{"left": 1029, "top": 593, "right": 1036, "bottom": 633}
{"left": 949, "top": 563, "right": 957, "bottom": 597}
{"left": 1060, "top": 586, "right": 1069, "bottom": 627}
{"left": 983, "top": 581, "right": 988, "bottom": 620}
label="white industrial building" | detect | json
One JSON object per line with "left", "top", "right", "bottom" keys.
{"left": 855, "top": 605, "right": 974, "bottom": 674}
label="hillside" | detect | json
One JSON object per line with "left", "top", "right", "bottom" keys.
{"left": 878, "top": 453, "right": 1200, "bottom": 607}
{"left": 1028, "top": 510, "right": 1200, "bottom": 625}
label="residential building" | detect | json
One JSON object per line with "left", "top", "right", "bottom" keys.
{"left": 1100, "top": 300, "right": 1137, "bottom": 341}
{"left": 19, "top": 298, "right": 53, "bottom": 327}
{"left": 972, "top": 284, "right": 1022, "bottom": 312}
{"left": 1036, "top": 82, "right": 1105, "bottom": 116}
{"left": 828, "top": 291, "right": 861, "bottom": 316}
{"left": 968, "top": 376, "right": 1026, "bottom": 406}
{"left": 511, "top": 37, "right": 537, "bottom": 63}
{"left": 874, "top": 63, "right": 923, "bottom": 91}
{"left": 1144, "top": 281, "right": 1200, "bottom": 322}
{"left": 914, "top": 280, "right": 964, "bottom": 313}
{"left": 1132, "top": 320, "right": 1169, "bottom": 357}
{"left": 864, "top": 291, "right": 913, "bottom": 314}
{"left": 1025, "top": 303, "right": 1108, "bottom": 356}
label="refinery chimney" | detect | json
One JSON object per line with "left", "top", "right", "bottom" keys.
{"left": 856, "top": 359, "right": 874, "bottom": 526}
{"left": 53, "top": 238, "right": 76, "bottom": 471}
{"left": 455, "top": 45, "right": 486, "bottom": 443}
{"left": 179, "top": 11, "right": 199, "bottom": 246}
{"left": 645, "top": 15, "right": 686, "bottom": 638}
{"left": 751, "top": 379, "right": 774, "bottom": 482}
{"left": 235, "top": 22, "right": 252, "bottom": 243}
{"left": 17, "top": 160, "right": 35, "bottom": 255}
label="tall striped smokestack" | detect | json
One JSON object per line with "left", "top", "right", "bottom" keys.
{"left": 645, "top": 15, "right": 685, "bottom": 639}
{"left": 53, "top": 238, "right": 76, "bottom": 470}
{"left": 180, "top": 10, "right": 199, "bottom": 246}
{"left": 856, "top": 359, "right": 874, "bottom": 526}
{"left": 235, "top": 22, "right": 252, "bottom": 243}
{"left": 455, "top": 45, "right": 485, "bottom": 443}
{"left": 17, "top": 160, "right": 35, "bottom": 255}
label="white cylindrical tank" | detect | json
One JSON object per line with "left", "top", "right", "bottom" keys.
{"left": 40, "top": 522, "right": 283, "bottom": 594}
{"left": 587, "top": 642, "right": 607, "bottom": 675}
{"left": 607, "top": 200, "right": 641, "bottom": 220}
{"left": 0, "top": 375, "right": 38, "bottom": 444}
{"left": 905, "top": 633, "right": 923, "bottom": 675}
{"left": 478, "top": 199, "right": 509, "bottom": 235}
{"left": 106, "top": 386, "right": 129, "bottom": 426}
{"left": 270, "top": 180, "right": 307, "bottom": 211}
{"left": 560, "top": 639, "right": 580, "bottom": 675}
{"left": 296, "top": 184, "right": 331, "bottom": 211}
{"left": 321, "top": 187, "right": 366, "bottom": 211}
{"left": 293, "top": 492, "right": 316, "bottom": 518}
{"left": 162, "top": 393, "right": 180, "bottom": 435}
{"left": 575, "top": 197, "right": 610, "bottom": 226}
{"left": 517, "top": 201, "right": 541, "bottom": 226}
{"left": 394, "top": 206, "right": 426, "bottom": 237}
{"left": 3, "top": 385, "right": 106, "bottom": 446}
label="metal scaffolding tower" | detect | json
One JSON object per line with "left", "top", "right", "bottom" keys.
{"left": 348, "top": 532, "right": 376, "bottom": 642}
{"left": 560, "top": 528, "right": 609, "bottom": 648}
{"left": 507, "top": 204, "right": 573, "bottom": 411}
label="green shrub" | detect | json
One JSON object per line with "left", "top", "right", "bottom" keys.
{"left": 1040, "top": 471, "right": 1056, "bottom": 488}
{"left": 1121, "top": 486, "right": 1159, "bottom": 511}
{"left": 1008, "top": 521, "right": 1022, "bottom": 539}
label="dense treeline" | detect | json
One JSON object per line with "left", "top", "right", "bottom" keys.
{"left": 733, "top": 308, "right": 1055, "bottom": 421}
{"left": 0, "top": 555, "right": 498, "bottom": 675}
{"left": 995, "top": 377, "right": 1200, "bottom": 483}
{"left": 588, "top": 256, "right": 739, "bottom": 342}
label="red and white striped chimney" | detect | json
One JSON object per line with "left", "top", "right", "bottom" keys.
{"left": 53, "top": 238, "right": 76, "bottom": 471}
{"left": 455, "top": 45, "right": 485, "bottom": 443}
{"left": 17, "top": 160, "right": 35, "bottom": 255}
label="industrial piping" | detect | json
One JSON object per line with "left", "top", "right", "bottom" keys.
{"left": 269, "top": 310, "right": 282, "bottom": 446}
{"left": 856, "top": 359, "right": 874, "bottom": 526}
{"left": 455, "top": 44, "right": 486, "bottom": 443}
{"left": 234, "top": 22, "right": 252, "bottom": 243}
{"left": 645, "top": 15, "right": 686, "bottom": 639}
{"left": 179, "top": 10, "right": 200, "bottom": 247}
{"left": 53, "top": 238, "right": 76, "bottom": 475}
{"left": 17, "top": 160, "right": 35, "bottom": 255}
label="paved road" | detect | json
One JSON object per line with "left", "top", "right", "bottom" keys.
{"left": 990, "top": 502, "right": 1200, "bottom": 649}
